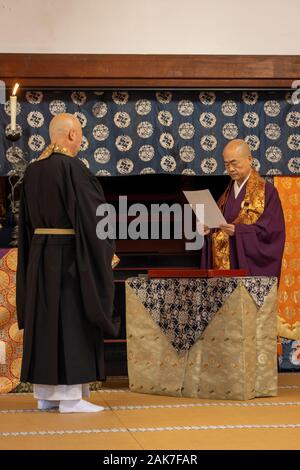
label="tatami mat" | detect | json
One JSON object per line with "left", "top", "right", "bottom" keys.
{"left": 0, "top": 373, "right": 300, "bottom": 450}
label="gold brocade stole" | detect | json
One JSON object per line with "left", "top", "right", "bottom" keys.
{"left": 211, "top": 170, "right": 265, "bottom": 269}
{"left": 36, "top": 143, "right": 75, "bottom": 161}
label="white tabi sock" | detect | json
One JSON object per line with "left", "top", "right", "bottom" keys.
{"left": 59, "top": 399, "right": 104, "bottom": 413}
{"left": 37, "top": 399, "right": 59, "bottom": 410}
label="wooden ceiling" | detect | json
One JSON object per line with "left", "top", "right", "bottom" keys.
{"left": 1, "top": 54, "right": 300, "bottom": 88}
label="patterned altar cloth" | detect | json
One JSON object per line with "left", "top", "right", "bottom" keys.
{"left": 0, "top": 248, "right": 22, "bottom": 393}
{"left": 126, "top": 276, "right": 278, "bottom": 400}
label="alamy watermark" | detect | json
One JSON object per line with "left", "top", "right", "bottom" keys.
{"left": 291, "top": 80, "right": 300, "bottom": 104}
{"left": 96, "top": 197, "right": 205, "bottom": 251}
{"left": 0, "top": 80, "right": 6, "bottom": 105}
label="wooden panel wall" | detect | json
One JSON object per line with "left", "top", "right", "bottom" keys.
{"left": 1, "top": 54, "right": 300, "bottom": 88}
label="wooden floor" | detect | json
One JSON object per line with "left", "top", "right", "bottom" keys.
{"left": 0, "top": 374, "right": 300, "bottom": 450}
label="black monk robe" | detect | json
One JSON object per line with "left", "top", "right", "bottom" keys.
{"left": 16, "top": 152, "right": 120, "bottom": 385}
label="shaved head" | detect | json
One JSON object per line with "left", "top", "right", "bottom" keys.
{"left": 223, "top": 139, "right": 253, "bottom": 185}
{"left": 49, "top": 113, "right": 83, "bottom": 156}
{"left": 223, "top": 139, "right": 251, "bottom": 160}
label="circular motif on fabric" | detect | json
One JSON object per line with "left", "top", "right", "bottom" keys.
{"left": 49, "top": 100, "right": 66, "bottom": 115}
{"left": 6, "top": 286, "right": 16, "bottom": 307}
{"left": 10, "top": 357, "right": 22, "bottom": 379}
{"left": 178, "top": 100, "right": 194, "bottom": 116}
{"left": 285, "top": 92, "right": 294, "bottom": 104}
{"left": 6, "top": 147, "right": 24, "bottom": 163}
{"left": 137, "top": 121, "right": 153, "bottom": 138}
{"left": 179, "top": 122, "right": 195, "bottom": 139}
{"left": 28, "top": 135, "right": 45, "bottom": 152}
{"left": 94, "top": 147, "right": 111, "bottom": 164}
{"left": 264, "top": 100, "right": 281, "bottom": 117}
{"left": 222, "top": 123, "right": 238, "bottom": 139}
{"left": 4, "top": 341, "right": 12, "bottom": 359}
{"left": 200, "top": 135, "right": 217, "bottom": 151}
{"left": 0, "top": 306, "right": 10, "bottom": 328}
{"left": 112, "top": 91, "right": 129, "bottom": 105}
{"left": 158, "top": 110, "right": 173, "bottom": 126}
{"left": 201, "top": 157, "right": 218, "bottom": 174}
{"left": 79, "top": 136, "right": 89, "bottom": 152}
{"left": 74, "top": 112, "right": 87, "bottom": 128}
{"left": 5, "top": 123, "right": 22, "bottom": 137}
{"left": 138, "top": 145, "right": 155, "bottom": 161}
{"left": 242, "top": 91, "right": 258, "bottom": 105}
{"left": 252, "top": 158, "right": 261, "bottom": 171}
{"left": 182, "top": 169, "right": 196, "bottom": 175}
{"left": 199, "top": 112, "right": 216, "bottom": 128}
{"left": 156, "top": 91, "right": 172, "bottom": 104}
{"left": 265, "top": 123, "right": 281, "bottom": 140}
{"left": 27, "top": 111, "right": 44, "bottom": 128}
{"left": 4, "top": 250, "right": 16, "bottom": 271}
{"left": 9, "top": 322, "right": 23, "bottom": 343}
{"left": 0, "top": 377, "right": 13, "bottom": 394}
{"left": 117, "top": 158, "right": 134, "bottom": 174}
{"left": 243, "top": 112, "right": 259, "bottom": 128}
{"left": 266, "top": 169, "right": 282, "bottom": 176}
{"left": 135, "top": 99, "right": 151, "bottom": 115}
{"left": 71, "top": 91, "right": 87, "bottom": 106}
{"left": 266, "top": 146, "right": 282, "bottom": 163}
{"left": 258, "top": 353, "right": 268, "bottom": 365}
{"left": 288, "top": 158, "right": 300, "bottom": 174}
{"left": 245, "top": 135, "right": 260, "bottom": 151}
{"left": 221, "top": 100, "right": 237, "bottom": 116}
{"left": 115, "top": 135, "right": 133, "bottom": 152}
{"left": 25, "top": 91, "right": 43, "bottom": 104}
{"left": 114, "top": 111, "right": 131, "bottom": 128}
{"left": 93, "top": 124, "right": 109, "bottom": 141}
{"left": 159, "top": 132, "right": 174, "bottom": 149}
{"left": 287, "top": 134, "right": 300, "bottom": 150}
{"left": 96, "top": 169, "right": 111, "bottom": 176}
{"left": 140, "top": 167, "right": 156, "bottom": 174}
{"left": 160, "top": 156, "right": 176, "bottom": 172}
{"left": 92, "top": 102, "right": 107, "bottom": 118}
{"left": 199, "top": 91, "right": 216, "bottom": 105}
{"left": 179, "top": 146, "right": 195, "bottom": 162}
{"left": 286, "top": 111, "right": 300, "bottom": 128}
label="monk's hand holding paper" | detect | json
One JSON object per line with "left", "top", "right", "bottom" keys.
{"left": 220, "top": 223, "right": 235, "bottom": 236}
{"left": 196, "top": 222, "right": 210, "bottom": 236}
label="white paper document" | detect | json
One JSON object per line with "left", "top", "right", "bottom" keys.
{"left": 183, "top": 189, "right": 227, "bottom": 228}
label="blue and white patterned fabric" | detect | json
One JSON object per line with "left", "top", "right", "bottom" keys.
{"left": 0, "top": 90, "right": 299, "bottom": 176}
{"left": 127, "top": 276, "right": 277, "bottom": 354}
{"left": 278, "top": 337, "right": 300, "bottom": 371}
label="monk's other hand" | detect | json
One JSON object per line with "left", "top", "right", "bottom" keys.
{"left": 203, "top": 225, "right": 210, "bottom": 235}
{"left": 220, "top": 223, "right": 235, "bottom": 236}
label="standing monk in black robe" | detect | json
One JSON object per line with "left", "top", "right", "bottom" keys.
{"left": 16, "top": 113, "right": 119, "bottom": 413}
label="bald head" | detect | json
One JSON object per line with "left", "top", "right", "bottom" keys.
{"left": 49, "top": 113, "right": 83, "bottom": 156}
{"left": 223, "top": 139, "right": 253, "bottom": 185}
{"left": 223, "top": 139, "right": 251, "bottom": 160}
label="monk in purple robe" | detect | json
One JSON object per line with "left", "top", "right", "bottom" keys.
{"left": 200, "top": 139, "right": 285, "bottom": 279}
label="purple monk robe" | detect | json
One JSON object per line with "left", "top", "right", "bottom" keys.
{"left": 200, "top": 181, "right": 286, "bottom": 279}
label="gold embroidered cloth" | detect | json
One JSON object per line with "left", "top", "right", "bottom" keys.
{"left": 212, "top": 169, "right": 265, "bottom": 269}
{"left": 0, "top": 249, "right": 22, "bottom": 393}
{"left": 126, "top": 276, "right": 278, "bottom": 400}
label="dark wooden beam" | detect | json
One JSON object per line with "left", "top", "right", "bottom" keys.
{"left": 1, "top": 54, "right": 300, "bottom": 88}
